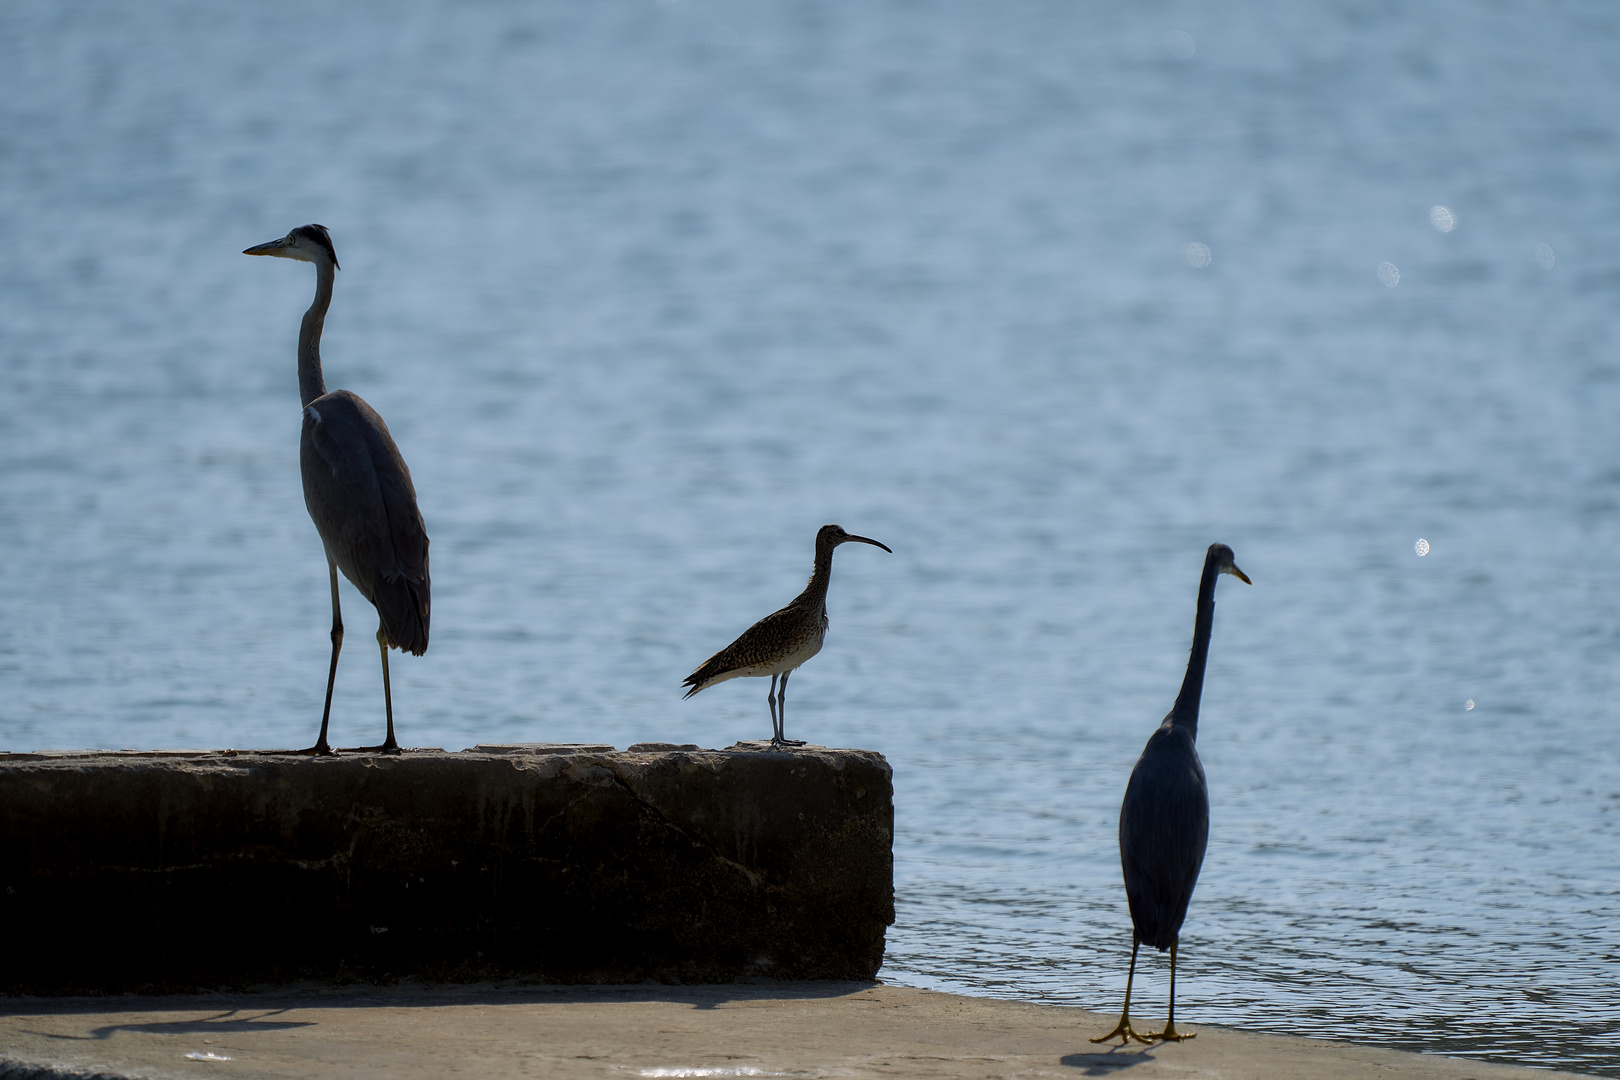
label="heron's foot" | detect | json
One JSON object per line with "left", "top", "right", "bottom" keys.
{"left": 768, "top": 737, "right": 807, "bottom": 749}
{"left": 342, "top": 741, "right": 402, "bottom": 755}
{"left": 260, "top": 742, "right": 335, "bottom": 756}
{"left": 1090, "top": 1016, "right": 1156, "bottom": 1046}
{"left": 1142, "top": 1023, "right": 1195, "bottom": 1043}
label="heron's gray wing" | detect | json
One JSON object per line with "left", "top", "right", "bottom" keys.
{"left": 301, "top": 390, "right": 430, "bottom": 654}
{"left": 1119, "top": 722, "right": 1210, "bottom": 949}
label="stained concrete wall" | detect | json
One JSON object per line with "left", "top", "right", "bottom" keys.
{"left": 0, "top": 744, "right": 893, "bottom": 993}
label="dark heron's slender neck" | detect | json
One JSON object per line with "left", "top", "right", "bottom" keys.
{"left": 298, "top": 260, "right": 335, "bottom": 407}
{"left": 1169, "top": 549, "right": 1223, "bottom": 739}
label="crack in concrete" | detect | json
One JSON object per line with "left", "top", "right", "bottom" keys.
{"left": 81, "top": 852, "right": 351, "bottom": 875}
{"left": 599, "top": 765, "right": 771, "bottom": 892}
{"left": 530, "top": 786, "right": 604, "bottom": 842}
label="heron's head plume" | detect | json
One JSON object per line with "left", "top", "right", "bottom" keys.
{"left": 1209, "top": 543, "right": 1251, "bottom": 584}
{"left": 243, "top": 224, "right": 339, "bottom": 270}
{"left": 818, "top": 523, "right": 893, "bottom": 554}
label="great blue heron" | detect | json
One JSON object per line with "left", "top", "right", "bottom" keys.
{"left": 244, "top": 225, "right": 430, "bottom": 755}
{"left": 682, "top": 524, "right": 891, "bottom": 748}
{"left": 1092, "top": 542, "right": 1249, "bottom": 1045}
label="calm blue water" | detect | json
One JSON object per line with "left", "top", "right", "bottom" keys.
{"left": 2, "top": 1, "right": 1618, "bottom": 1074}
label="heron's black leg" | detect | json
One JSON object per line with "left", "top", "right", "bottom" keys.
{"left": 1147, "top": 938, "right": 1195, "bottom": 1042}
{"left": 376, "top": 629, "right": 401, "bottom": 753}
{"left": 299, "top": 561, "right": 343, "bottom": 756}
{"left": 1091, "top": 931, "right": 1153, "bottom": 1045}
{"left": 777, "top": 668, "right": 804, "bottom": 747}
{"left": 345, "top": 627, "right": 403, "bottom": 755}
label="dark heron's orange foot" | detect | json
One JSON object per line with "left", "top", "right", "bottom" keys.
{"left": 1144, "top": 1024, "right": 1195, "bottom": 1043}
{"left": 1090, "top": 1017, "right": 1156, "bottom": 1046}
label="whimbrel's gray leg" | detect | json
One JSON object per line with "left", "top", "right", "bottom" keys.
{"left": 303, "top": 560, "right": 342, "bottom": 756}
{"left": 777, "top": 668, "right": 804, "bottom": 747}
{"left": 767, "top": 673, "right": 781, "bottom": 744}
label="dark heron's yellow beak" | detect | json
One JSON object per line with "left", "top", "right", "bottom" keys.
{"left": 847, "top": 534, "right": 893, "bottom": 554}
{"left": 1231, "top": 565, "right": 1252, "bottom": 584}
{"left": 242, "top": 237, "right": 289, "bottom": 257}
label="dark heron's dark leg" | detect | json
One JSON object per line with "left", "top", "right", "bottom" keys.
{"left": 1148, "top": 938, "right": 1195, "bottom": 1042}
{"left": 345, "top": 627, "right": 403, "bottom": 754}
{"left": 777, "top": 668, "right": 804, "bottom": 747}
{"left": 1091, "top": 931, "right": 1154, "bottom": 1045}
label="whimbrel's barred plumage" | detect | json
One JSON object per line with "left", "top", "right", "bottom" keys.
{"left": 683, "top": 524, "right": 891, "bottom": 748}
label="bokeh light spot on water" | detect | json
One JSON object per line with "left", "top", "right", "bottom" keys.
{"left": 1466, "top": 699, "right": 1476, "bottom": 711}
{"left": 1378, "top": 261, "right": 1401, "bottom": 287}
{"left": 1430, "top": 205, "right": 1455, "bottom": 232}
{"left": 1534, "top": 242, "right": 1556, "bottom": 268}
{"left": 1183, "top": 242, "right": 1212, "bottom": 268}
{"left": 1414, "top": 538, "right": 1430, "bottom": 556}
{"left": 1163, "top": 30, "right": 1196, "bottom": 58}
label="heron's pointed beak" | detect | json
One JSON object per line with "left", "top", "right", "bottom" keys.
{"left": 846, "top": 534, "right": 893, "bottom": 554}
{"left": 243, "top": 237, "right": 289, "bottom": 257}
{"left": 1231, "top": 565, "right": 1252, "bottom": 584}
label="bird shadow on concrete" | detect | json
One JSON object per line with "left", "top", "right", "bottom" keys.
{"left": 1060, "top": 1047, "right": 1156, "bottom": 1075}
{"left": 492, "top": 979, "right": 880, "bottom": 1012}
{"left": 20, "top": 1007, "right": 315, "bottom": 1041}
{"left": 0, "top": 980, "right": 880, "bottom": 1021}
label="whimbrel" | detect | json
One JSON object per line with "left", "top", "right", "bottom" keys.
{"left": 682, "top": 524, "right": 892, "bottom": 748}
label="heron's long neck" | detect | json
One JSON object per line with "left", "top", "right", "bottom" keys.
{"left": 1170, "top": 552, "right": 1222, "bottom": 739}
{"left": 298, "top": 261, "right": 335, "bottom": 407}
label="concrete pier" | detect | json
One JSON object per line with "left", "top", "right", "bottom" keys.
{"left": 0, "top": 744, "right": 893, "bottom": 993}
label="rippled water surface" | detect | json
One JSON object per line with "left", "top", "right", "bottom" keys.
{"left": 3, "top": 2, "right": 1618, "bottom": 1074}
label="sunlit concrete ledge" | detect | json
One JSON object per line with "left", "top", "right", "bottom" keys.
{"left": 0, "top": 983, "right": 1585, "bottom": 1080}
{"left": 0, "top": 744, "right": 893, "bottom": 994}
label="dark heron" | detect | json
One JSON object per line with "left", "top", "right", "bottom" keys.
{"left": 1092, "top": 542, "right": 1249, "bottom": 1045}
{"left": 244, "top": 225, "right": 430, "bottom": 755}
{"left": 682, "top": 524, "right": 891, "bottom": 748}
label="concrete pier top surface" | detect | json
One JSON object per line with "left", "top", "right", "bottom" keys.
{"left": 0, "top": 982, "right": 1583, "bottom": 1080}
{"left": 0, "top": 744, "right": 894, "bottom": 992}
